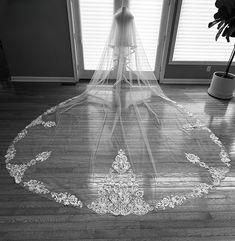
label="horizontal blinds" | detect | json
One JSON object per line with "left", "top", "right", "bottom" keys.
{"left": 130, "top": 0, "right": 163, "bottom": 70}
{"left": 79, "top": 0, "right": 163, "bottom": 71}
{"left": 79, "top": 0, "right": 113, "bottom": 70}
{"left": 173, "top": 0, "right": 234, "bottom": 62}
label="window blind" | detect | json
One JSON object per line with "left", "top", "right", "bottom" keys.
{"left": 173, "top": 0, "right": 234, "bottom": 62}
{"left": 130, "top": 0, "right": 163, "bottom": 70}
{"left": 79, "top": 0, "right": 113, "bottom": 70}
{"left": 79, "top": 0, "right": 163, "bottom": 71}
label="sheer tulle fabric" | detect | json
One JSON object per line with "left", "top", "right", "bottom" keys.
{"left": 5, "top": 7, "right": 230, "bottom": 215}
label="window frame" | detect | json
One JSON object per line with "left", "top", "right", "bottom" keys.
{"left": 159, "top": 0, "right": 235, "bottom": 84}
{"left": 168, "top": 0, "right": 235, "bottom": 66}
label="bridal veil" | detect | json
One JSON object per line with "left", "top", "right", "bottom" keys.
{"left": 5, "top": 5, "right": 231, "bottom": 216}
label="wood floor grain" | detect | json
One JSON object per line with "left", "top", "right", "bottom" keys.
{"left": 0, "top": 82, "right": 234, "bottom": 241}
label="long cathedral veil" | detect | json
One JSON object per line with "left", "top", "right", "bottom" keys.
{"left": 5, "top": 5, "right": 231, "bottom": 216}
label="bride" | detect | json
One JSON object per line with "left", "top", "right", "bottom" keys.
{"left": 5, "top": 2, "right": 230, "bottom": 216}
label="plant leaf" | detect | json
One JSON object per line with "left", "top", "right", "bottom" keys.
{"left": 208, "top": 19, "right": 220, "bottom": 28}
{"left": 217, "top": 20, "right": 225, "bottom": 29}
{"left": 215, "top": 0, "right": 235, "bottom": 16}
{"left": 225, "top": 25, "right": 235, "bottom": 41}
{"left": 215, "top": 23, "right": 227, "bottom": 40}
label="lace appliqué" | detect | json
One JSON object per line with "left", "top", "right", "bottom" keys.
{"left": 173, "top": 102, "right": 193, "bottom": 117}
{"left": 153, "top": 183, "right": 212, "bottom": 210}
{"left": 13, "top": 129, "right": 28, "bottom": 143}
{"left": 185, "top": 153, "right": 229, "bottom": 185}
{"left": 51, "top": 192, "right": 82, "bottom": 207}
{"left": 187, "top": 183, "right": 212, "bottom": 198}
{"left": 210, "top": 133, "right": 222, "bottom": 146}
{"left": 23, "top": 179, "right": 83, "bottom": 207}
{"left": 23, "top": 180, "right": 50, "bottom": 194}
{"left": 5, "top": 115, "right": 55, "bottom": 166}
{"left": 208, "top": 133, "right": 231, "bottom": 167}
{"left": 88, "top": 150, "right": 216, "bottom": 215}
{"left": 4, "top": 98, "right": 231, "bottom": 214}
{"left": 154, "top": 195, "right": 186, "bottom": 210}
{"left": 152, "top": 151, "right": 229, "bottom": 211}
{"left": 5, "top": 145, "right": 16, "bottom": 163}
{"left": 44, "top": 106, "right": 57, "bottom": 115}
{"left": 6, "top": 151, "right": 51, "bottom": 183}
{"left": 219, "top": 150, "right": 231, "bottom": 167}
{"left": 6, "top": 164, "right": 28, "bottom": 184}
{"left": 27, "top": 115, "right": 56, "bottom": 129}
{"left": 182, "top": 120, "right": 204, "bottom": 131}
{"left": 208, "top": 167, "right": 229, "bottom": 185}
{"left": 87, "top": 150, "right": 154, "bottom": 216}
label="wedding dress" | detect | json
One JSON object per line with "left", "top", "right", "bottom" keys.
{"left": 5, "top": 6, "right": 231, "bottom": 216}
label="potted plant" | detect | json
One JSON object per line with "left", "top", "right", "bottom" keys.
{"left": 208, "top": 0, "right": 235, "bottom": 99}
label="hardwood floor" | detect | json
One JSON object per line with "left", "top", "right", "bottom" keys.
{"left": 0, "top": 82, "right": 235, "bottom": 241}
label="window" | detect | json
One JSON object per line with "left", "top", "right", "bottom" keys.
{"left": 79, "top": 0, "right": 113, "bottom": 70}
{"left": 172, "top": 0, "right": 234, "bottom": 62}
{"left": 79, "top": 0, "right": 164, "bottom": 71}
{"left": 129, "top": 0, "right": 163, "bottom": 70}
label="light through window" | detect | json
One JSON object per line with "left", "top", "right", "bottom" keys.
{"left": 130, "top": 0, "right": 163, "bottom": 70}
{"left": 79, "top": 0, "right": 113, "bottom": 70}
{"left": 79, "top": 0, "right": 163, "bottom": 71}
{"left": 173, "top": 0, "right": 234, "bottom": 62}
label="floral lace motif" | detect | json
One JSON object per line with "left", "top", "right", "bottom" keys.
{"left": 51, "top": 192, "right": 82, "bottom": 207}
{"left": 88, "top": 150, "right": 217, "bottom": 215}
{"left": 13, "top": 129, "right": 28, "bottom": 144}
{"left": 23, "top": 179, "right": 83, "bottom": 207}
{"left": 187, "top": 183, "right": 212, "bottom": 198}
{"left": 153, "top": 183, "right": 212, "bottom": 210}
{"left": 6, "top": 164, "right": 28, "bottom": 184}
{"left": 6, "top": 151, "right": 51, "bottom": 183}
{"left": 5, "top": 115, "right": 55, "bottom": 166}
{"left": 210, "top": 133, "right": 223, "bottom": 147}
{"left": 5, "top": 145, "right": 16, "bottom": 163}
{"left": 44, "top": 107, "right": 57, "bottom": 115}
{"left": 209, "top": 167, "right": 229, "bottom": 185}
{"left": 182, "top": 120, "right": 204, "bottom": 131}
{"left": 27, "top": 115, "right": 56, "bottom": 129}
{"left": 185, "top": 153, "right": 229, "bottom": 185}
{"left": 23, "top": 180, "right": 50, "bottom": 194}
{"left": 4, "top": 97, "right": 231, "bottom": 215}
{"left": 219, "top": 150, "right": 231, "bottom": 167}
{"left": 175, "top": 103, "right": 193, "bottom": 117}
{"left": 87, "top": 150, "right": 154, "bottom": 216}
{"left": 154, "top": 194, "right": 186, "bottom": 210}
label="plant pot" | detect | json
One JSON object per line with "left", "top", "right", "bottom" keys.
{"left": 208, "top": 71, "right": 235, "bottom": 100}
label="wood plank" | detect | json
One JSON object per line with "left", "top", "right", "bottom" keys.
{"left": 0, "top": 82, "right": 235, "bottom": 241}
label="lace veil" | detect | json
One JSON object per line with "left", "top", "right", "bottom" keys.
{"left": 5, "top": 5, "right": 231, "bottom": 216}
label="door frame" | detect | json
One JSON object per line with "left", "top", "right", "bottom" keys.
{"left": 66, "top": 0, "right": 82, "bottom": 82}
{"left": 67, "top": 0, "right": 170, "bottom": 81}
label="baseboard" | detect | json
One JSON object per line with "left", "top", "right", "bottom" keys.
{"left": 11, "top": 76, "right": 210, "bottom": 84}
{"left": 161, "top": 78, "right": 211, "bottom": 84}
{"left": 11, "top": 76, "right": 77, "bottom": 83}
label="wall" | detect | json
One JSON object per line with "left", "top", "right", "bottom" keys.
{"left": 0, "top": 1, "right": 10, "bottom": 80}
{"left": 2, "top": 0, "right": 74, "bottom": 78}
{"left": 0, "top": 0, "right": 8, "bottom": 39}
